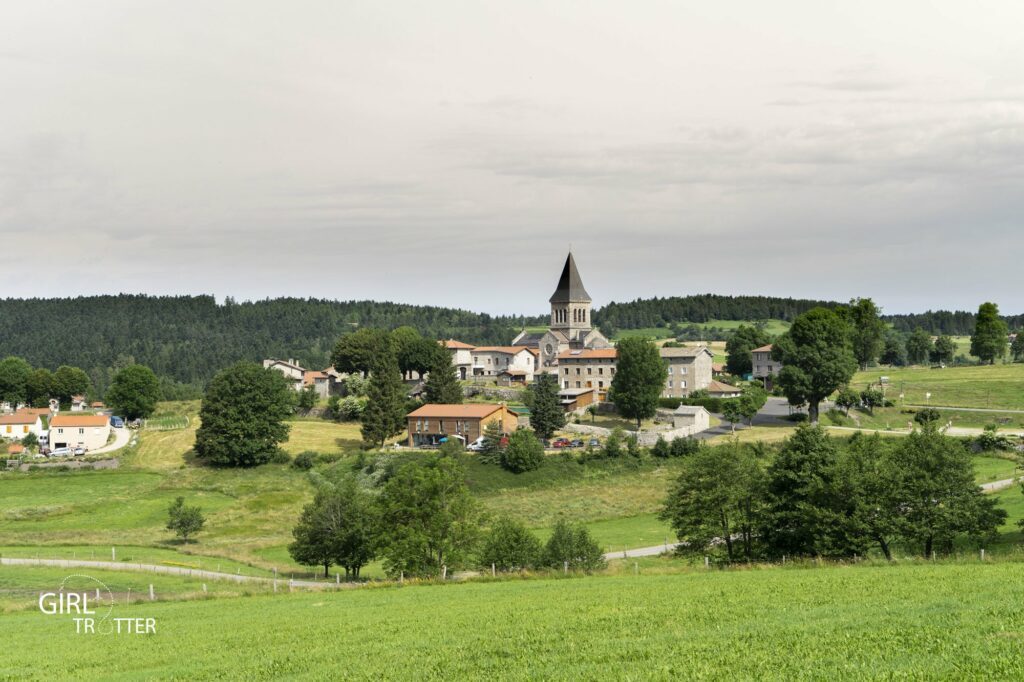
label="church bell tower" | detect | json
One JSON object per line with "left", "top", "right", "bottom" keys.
{"left": 549, "top": 252, "right": 592, "bottom": 341}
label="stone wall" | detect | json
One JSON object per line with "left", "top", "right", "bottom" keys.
{"left": 463, "top": 386, "right": 527, "bottom": 402}
{"left": 562, "top": 422, "right": 704, "bottom": 445}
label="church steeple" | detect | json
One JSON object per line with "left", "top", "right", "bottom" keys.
{"left": 549, "top": 252, "right": 592, "bottom": 338}
{"left": 549, "top": 252, "right": 591, "bottom": 303}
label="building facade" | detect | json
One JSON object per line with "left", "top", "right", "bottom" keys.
{"left": 406, "top": 403, "right": 518, "bottom": 447}
{"left": 470, "top": 346, "right": 538, "bottom": 380}
{"left": 49, "top": 414, "right": 111, "bottom": 451}
{"left": 751, "top": 344, "right": 782, "bottom": 388}
{"left": 660, "top": 346, "right": 715, "bottom": 398}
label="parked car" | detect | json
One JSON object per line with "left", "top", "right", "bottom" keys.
{"left": 73, "top": 447, "right": 86, "bottom": 456}
{"left": 570, "top": 439, "right": 584, "bottom": 448}
{"left": 467, "top": 437, "right": 486, "bottom": 452}
{"left": 552, "top": 438, "right": 571, "bottom": 449}
{"left": 111, "top": 416, "right": 125, "bottom": 428}
{"left": 49, "top": 447, "right": 73, "bottom": 458}
{"left": 588, "top": 438, "right": 601, "bottom": 447}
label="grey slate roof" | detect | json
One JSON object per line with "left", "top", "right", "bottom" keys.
{"left": 549, "top": 252, "right": 591, "bottom": 303}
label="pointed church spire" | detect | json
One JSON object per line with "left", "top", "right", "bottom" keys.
{"left": 549, "top": 252, "right": 591, "bottom": 303}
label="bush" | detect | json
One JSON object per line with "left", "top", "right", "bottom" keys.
{"left": 825, "top": 409, "right": 851, "bottom": 427}
{"left": 479, "top": 517, "right": 543, "bottom": 571}
{"left": 293, "top": 451, "right": 317, "bottom": 470}
{"left": 501, "top": 430, "right": 544, "bottom": 473}
{"left": 669, "top": 436, "right": 702, "bottom": 457}
{"left": 269, "top": 449, "right": 292, "bottom": 465}
{"left": 603, "top": 428, "right": 625, "bottom": 458}
{"left": 914, "top": 408, "right": 941, "bottom": 426}
{"left": 542, "top": 520, "right": 606, "bottom": 572}
{"left": 651, "top": 435, "right": 670, "bottom": 459}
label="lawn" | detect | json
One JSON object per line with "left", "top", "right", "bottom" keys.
{"left": 851, "top": 363, "right": 1024, "bottom": 410}
{"left": 972, "top": 455, "right": 1020, "bottom": 484}
{"left": 3, "top": 562, "right": 1024, "bottom": 678}
{"left": 840, "top": 406, "right": 1024, "bottom": 431}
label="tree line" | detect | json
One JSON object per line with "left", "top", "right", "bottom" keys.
{"left": 288, "top": 453, "right": 605, "bottom": 579}
{"left": 661, "top": 425, "right": 1006, "bottom": 563}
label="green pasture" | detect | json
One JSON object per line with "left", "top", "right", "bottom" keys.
{"left": 4, "top": 562, "right": 1024, "bottom": 678}
{"left": 852, "top": 363, "right": 1024, "bottom": 410}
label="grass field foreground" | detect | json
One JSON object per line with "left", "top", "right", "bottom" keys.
{"left": 3, "top": 562, "right": 1024, "bottom": 679}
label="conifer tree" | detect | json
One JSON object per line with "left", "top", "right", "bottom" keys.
{"left": 360, "top": 351, "right": 407, "bottom": 449}
{"left": 423, "top": 350, "right": 463, "bottom": 404}
{"left": 528, "top": 374, "right": 565, "bottom": 440}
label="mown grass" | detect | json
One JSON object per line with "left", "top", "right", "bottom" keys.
{"left": 4, "top": 562, "right": 1024, "bottom": 679}
{"left": 852, "top": 362, "right": 1024, "bottom": 410}
{"left": 844, "top": 405, "right": 1024, "bottom": 431}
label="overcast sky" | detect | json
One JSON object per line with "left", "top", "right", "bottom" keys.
{"left": 1, "top": 2, "right": 1022, "bottom": 316}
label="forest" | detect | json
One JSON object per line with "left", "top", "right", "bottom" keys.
{"left": 0, "top": 294, "right": 1018, "bottom": 392}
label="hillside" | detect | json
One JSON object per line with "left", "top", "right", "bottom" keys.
{"left": 4, "top": 562, "right": 1024, "bottom": 678}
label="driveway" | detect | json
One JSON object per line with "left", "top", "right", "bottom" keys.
{"left": 90, "top": 426, "right": 133, "bottom": 455}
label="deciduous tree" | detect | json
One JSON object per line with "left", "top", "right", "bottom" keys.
{"left": 610, "top": 337, "right": 667, "bottom": 429}
{"left": 167, "top": 497, "right": 206, "bottom": 542}
{"left": 479, "top": 517, "right": 543, "bottom": 571}
{"left": 971, "top": 302, "right": 1009, "bottom": 364}
{"left": 105, "top": 364, "right": 161, "bottom": 419}
{"left": 500, "top": 429, "right": 544, "bottom": 473}
{"left": 905, "top": 328, "right": 933, "bottom": 365}
{"left": 846, "top": 298, "right": 886, "bottom": 370}
{"left": 772, "top": 309, "right": 857, "bottom": 424}
{"left": 194, "top": 362, "right": 294, "bottom": 467}
{"left": 725, "top": 325, "right": 772, "bottom": 376}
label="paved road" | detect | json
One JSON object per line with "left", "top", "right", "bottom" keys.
{"left": 604, "top": 544, "right": 680, "bottom": 560}
{"left": 90, "top": 426, "right": 133, "bottom": 455}
{"left": 980, "top": 476, "right": 1023, "bottom": 493}
{"left": 0, "top": 557, "right": 353, "bottom": 590}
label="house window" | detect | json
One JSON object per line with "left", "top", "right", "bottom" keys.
{"left": 575, "top": 368, "right": 581, "bottom": 375}
{"left": 667, "top": 366, "right": 673, "bottom": 374}
{"left": 681, "top": 381, "right": 687, "bottom": 388}
{"left": 598, "top": 368, "right": 603, "bottom": 375}
{"left": 598, "top": 381, "right": 604, "bottom": 388}
{"left": 575, "top": 381, "right": 581, "bottom": 388}
{"left": 58, "top": 428, "right": 64, "bottom": 434}
{"left": 79, "top": 428, "right": 85, "bottom": 435}
{"left": 680, "top": 367, "right": 688, "bottom": 375}
{"left": 587, "top": 367, "right": 592, "bottom": 375}
{"left": 668, "top": 380, "right": 674, "bottom": 388}
{"left": 563, "top": 381, "right": 569, "bottom": 389}
{"left": 564, "top": 368, "right": 569, "bottom": 375}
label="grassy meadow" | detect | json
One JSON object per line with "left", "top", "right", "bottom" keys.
{"left": 4, "top": 562, "right": 1024, "bottom": 679}
{"left": 851, "top": 362, "right": 1024, "bottom": 410}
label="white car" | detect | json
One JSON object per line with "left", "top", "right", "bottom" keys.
{"left": 466, "top": 437, "right": 486, "bottom": 452}
{"left": 49, "top": 447, "right": 73, "bottom": 458}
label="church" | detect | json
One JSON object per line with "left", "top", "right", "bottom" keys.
{"left": 512, "top": 253, "right": 612, "bottom": 369}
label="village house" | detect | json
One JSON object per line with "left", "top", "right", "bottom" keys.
{"left": 751, "top": 344, "right": 782, "bottom": 388}
{"left": 660, "top": 346, "right": 715, "bottom": 398}
{"left": 263, "top": 358, "right": 307, "bottom": 390}
{"left": 470, "top": 346, "right": 538, "bottom": 381}
{"left": 303, "top": 370, "right": 331, "bottom": 399}
{"left": 70, "top": 395, "right": 87, "bottom": 412}
{"left": 49, "top": 413, "right": 111, "bottom": 451}
{"left": 558, "top": 386, "right": 599, "bottom": 412}
{"left": 706, "top": 380, "right": 743, "bottom": 398}
{"left": 406, "top": 403, "right": 518, "bottom": 448}
{"left": 442, "top": 339, "right": 475, "bottom": 380}
{"left": 512, "top": 252, "right": 612, "bottom": 368}
{"left": 0, "top": 412, "right": 45, "bottom": 441}
{"left": 556, "top": 348, "right": 617, "bottom": 397}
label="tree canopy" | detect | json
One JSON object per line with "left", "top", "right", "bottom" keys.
{"left": 194, "top": 362, "right": 295, "bottom": 467}
{"left": 971, "top": 302, "right": 1009, "bottom": 364}
{"left": 610, "top": 337, "right": 667, "bottom": 428}
{"left": 105, "top": 364, "right": 161, "bottom": 419}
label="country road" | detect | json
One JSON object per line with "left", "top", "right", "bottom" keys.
{"left": 90, "top": 426, "right": 133, "bottom": 455}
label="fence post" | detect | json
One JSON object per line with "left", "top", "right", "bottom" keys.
{"left": 203, "top": 583, "right": 208, "bottom": 593}
{"left": 981, "top": 548, "right": 985, "bottom": 561}
{"left": 442, "top": 565, "right": 447, "bottom": 580}
{"left": 336, "top": 573, "right": 340, "bottom": 585}
{"left": 273, "top": 580, "right": 277, "bottom": 593}
{"left": 704, "top": 556, "right": 709, "bottom": 568}
{"left": 491, "top": 563, "right": 496, "bottom": 577}
{"left": 563, "top": 561, "right": 568, "bottom": 574}
{"left": 126, "top": 587, "right": 131, "bottom": 605}
{"left": 634, "top": 562, "right": 638, "bottom": 576}
{"left": 112, "top": 547, "right": 116, "bottom": 561}
{"left": 149, "top": 584, "right": 154, "bottom": 600}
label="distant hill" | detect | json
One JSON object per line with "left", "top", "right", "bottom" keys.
{"left": 0, "top": 295, "right": 540, "bottom": 391}
{"left": 0, "top": 294, "right": 1018, "bottom": 393}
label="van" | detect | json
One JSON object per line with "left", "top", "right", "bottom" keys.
{"left": 49, "top": 447, "right": 73, "bottom": 458}
{"left": 111, "top": 416, "right": 125, "bottom": 428}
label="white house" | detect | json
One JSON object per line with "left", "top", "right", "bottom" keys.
{"left": 0, "top": 412, "right": 44, "bottom": 441}
{"left": 49, "top": 414, "right": 111, "bottom": 451}
{"left": 470, "top": 346, "right": 538, "bottom": 381}
{"left": 443, "top": 340, "right": 475, "bottom": 381}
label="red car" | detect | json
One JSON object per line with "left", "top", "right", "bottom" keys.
{"left": 552, "top": 438, "right": 571, "bottom": 448}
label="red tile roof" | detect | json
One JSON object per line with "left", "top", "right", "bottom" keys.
{"left": 557, "top": 348, "right": 617, "bottom": 360}
{"left": 0, "top": 413, "right": 38, "bottom": 425}
{"left": 407, "top": 404, "right": 505, "bottom": 419}
{"left": 752, "top": 345, "right": 773, "bottom": 353}
{"left": 472, "top": 346, "right": 536, "bottom": 355}
{"left": 443, "top": 339, "right": 475, "bottom": 350}
{"left": 50, "top": 414, "right": 109, "bottom": 428}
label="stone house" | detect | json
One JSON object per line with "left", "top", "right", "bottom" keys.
{"left": 470, "top": 346, "right": 537, "bottom": 381}
{"left": 751, "top": 344, "right": 782, "bottom": 388}
{"left": 660, "top": 346, "right": 714, "bottom": 398}
{"left": 443, "top": 339, "right": 475, "bottom": 380}
{"left": 557, "top": 348, "right": 617, "bottom": 397}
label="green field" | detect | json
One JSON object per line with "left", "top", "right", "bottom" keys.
{"left": 614, "top": 319, "right": 791, "bottom": 341}
{"left": 852, "top": 363, "right": 1024, "bottom": 410}
{"left": 3, "top": 562, "right": 1024, "bottom": 678}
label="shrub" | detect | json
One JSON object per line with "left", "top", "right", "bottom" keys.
{"left": 501, "top": 430, "right": 544, "bottom": 473}
{"left": 603, "top": 428, "right": 625, "bottom": 458}
{"left": 269, "top": 449, "right": 292, "bottom": 465}
{"left": 651, "top": 435, "right": 670, "bottom": 459}
{"left": 914, "top": 408, "right": 941, "bottom": 426}
{"left": 541, "top": 520, "right": 606, "bottom": 572}
{"left": 479, "top": 517, "right": 543, "bottom": 571}
{"left": 669, "top": 436, "right": 702, "bottom": 457}
{"left": 293, "top": 451, "right": 317, "bottom": 470}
